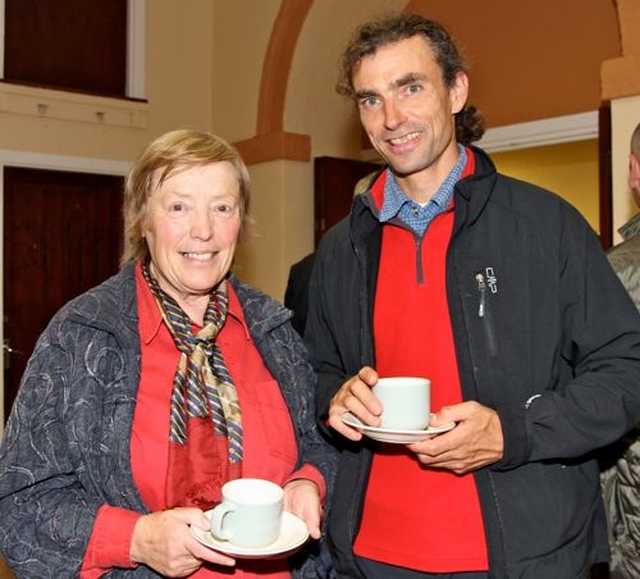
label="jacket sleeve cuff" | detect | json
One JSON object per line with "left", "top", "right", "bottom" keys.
{"left": 491, "top": 399, "right": 532, "bottom": 470}
{"left": 80, "top": 505, "right": 141, "bottom": 577}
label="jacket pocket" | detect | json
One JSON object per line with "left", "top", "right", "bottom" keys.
{"left": 240, "top": 379, "right": 299, "bottom": 481}
{"left": 475, "top": 271, "right": 498, "bottom": 357}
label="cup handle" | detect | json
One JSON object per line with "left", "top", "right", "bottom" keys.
{"left": 210, "top": 501, "right": 236, "bottom": 541}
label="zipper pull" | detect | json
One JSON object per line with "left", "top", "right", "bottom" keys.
{"left": 476, "top": 272, "right": 486, "bottom": 317}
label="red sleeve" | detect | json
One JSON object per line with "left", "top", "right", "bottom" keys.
{"left": 79, "top": 505, "right": 142, "bottom": 578}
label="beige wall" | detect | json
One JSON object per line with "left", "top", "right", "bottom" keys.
{"left": 491, "top": 140, "right": 600, "bottom": 233}
{"left": 210, "top": 0, "right": 277, "bottom": 142}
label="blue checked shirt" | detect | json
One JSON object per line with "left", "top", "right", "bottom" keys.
{"left": 379, "top": 145, "right": 467, "bottom": 237}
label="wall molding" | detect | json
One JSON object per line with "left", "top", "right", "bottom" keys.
{"left": 476, "top": 111, "right": 599, "bottom": 152}
{"left": 0, "top": 149, "right": 130, "bottom": 175}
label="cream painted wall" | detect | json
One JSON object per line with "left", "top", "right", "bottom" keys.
{"left": 234, "top": 160, "right": 314, "bottom": 300}
{"left": 491, "top": 140, "right": 600, "bottom": 233}
{"left": 145, "top": 0, "right": 215, "bottom": 136}
{"left": 611, "top": 96, "right": 640, "bottom": 244}
{"left": 210, "top": 0, "right": 301, "bottom": 300}
{"left": 217, "top": 0, "right": 405, "bottom": 302}
{"left": 210, "top": 0, "right": 279, "bottom": 142}
{"left": 288, "top": 0, "right": 405, "bottom": 159}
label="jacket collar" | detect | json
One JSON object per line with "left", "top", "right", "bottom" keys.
{"left": 229, "top": 273, "right": 292, "bottom": 337}
{"left": 352, "top": 144, "right": 498, "bottom": 239}
{"left": 618, "top": 212, "right": 640, "bottom": 240}
{"left": 453, "top": 145, "right": 498, "bottom": 228}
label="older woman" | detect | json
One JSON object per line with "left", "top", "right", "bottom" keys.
{"left": 0, "top": 130, "right": 335, "bottom": 578}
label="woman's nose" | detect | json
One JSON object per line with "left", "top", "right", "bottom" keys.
{"left": 190, "top": 209, "right": 214, "bottom": 240}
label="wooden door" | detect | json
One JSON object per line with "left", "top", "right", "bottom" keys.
{"left": 4, "top": 0, "right": 128, "bottom": 98}
{"left": 3, "top": 167, "right": 124, "bottom": 422}
{"left": 314, "top": 156, "right": 382, "bottom": 245}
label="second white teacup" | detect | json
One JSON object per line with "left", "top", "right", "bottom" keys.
{"left": 372, "top": 376, "right": 431, "bottom": 430}
{"left": 210, "top": 478, "right": 283, "bottom": 548}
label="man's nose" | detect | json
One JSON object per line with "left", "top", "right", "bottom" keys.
{"left": 383, "top": 98, "right": 406, "bottom": 130}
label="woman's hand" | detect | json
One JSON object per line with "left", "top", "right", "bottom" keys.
{"left": 283, "top": 479, "right": 322, "bottom": 539}
{"left": 130, "top": 507, "right": 235, "bottom": 577}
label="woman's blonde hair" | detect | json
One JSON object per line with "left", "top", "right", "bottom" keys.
{"left": 121, "top": 129, "right": 252, "bottom": 265}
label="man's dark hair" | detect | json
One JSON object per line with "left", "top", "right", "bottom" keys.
{"left": 337, "top": 13, "right": 485, "bottom": 145}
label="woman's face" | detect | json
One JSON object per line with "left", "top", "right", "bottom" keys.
{"left": 143, "top": 161, "right": 242, "bottom": 310}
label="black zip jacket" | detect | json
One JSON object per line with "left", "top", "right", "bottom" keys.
{"left": 305, "top": 147, "right": 640, "bottom": 579}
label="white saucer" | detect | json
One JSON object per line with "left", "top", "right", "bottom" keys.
{"left": 191, "top": 511, "right": 309, "bottom": 559}
{"left": 340, "top": 412, "right": 456, "bottom": 444}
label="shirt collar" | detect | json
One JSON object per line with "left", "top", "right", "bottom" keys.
{"left": 379, "top": 144, "right": 467, "bottom": 223}
{"left": 135, "top": 261, "right": 249, "bottom": 345}
{"left": 618, "top": 211, "right": 640, "bottom": 240}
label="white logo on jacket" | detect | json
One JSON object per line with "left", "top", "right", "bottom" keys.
{"left": 485, "top": 267, "right": 498, "bottom": 294}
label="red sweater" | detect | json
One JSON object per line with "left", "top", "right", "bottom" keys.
{"left": 354, "top": 157, "right": 489, "bottom": 572}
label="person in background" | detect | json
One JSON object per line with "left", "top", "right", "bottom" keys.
{"left": 606, "top": 122, "right": 640, "bottom": 309}
{"left": 0, "top": 129, "right": 335, "bottom": 578}
{"left": 284, "top": 172, "right": 378, "bottom": 337}
{"left": 285, "top": 252, "right": 317, "bottom": 337}
{"left": 599, "top": 121, "right": 640, "bottom": 579}
{"left": 304, "top": 13, "right": 640, "bottom": 579}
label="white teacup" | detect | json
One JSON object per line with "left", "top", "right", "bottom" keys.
{"left": 372, "top": 377, "right": 431, "bottom": 430}
{"left": 210, "top": 478, "right": 283, "bottom": 547}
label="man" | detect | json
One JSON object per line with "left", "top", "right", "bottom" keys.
{"left": 304, "top": 13, "right": 640, "bottom": 579}
{"left": 600, "top": 122, "right": 640, "bottom": 579}
{"left": 607, "top": 123, "right": 640, "bottom": 309}
{"left": 285, "top": 251, "right": 317, "bottom": 336}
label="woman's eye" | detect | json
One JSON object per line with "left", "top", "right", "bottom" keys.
{"left": 168, "top": 202, "right": 184, "bottom": 213}
{"left": 213, "top": 204, "right": 237, "bottom": 216}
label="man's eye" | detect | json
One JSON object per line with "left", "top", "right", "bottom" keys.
{"left": 358, "top": 96, "right": 379, "bottom": 109}
{"left": 406, "top": 83, "right": 422, "bottom": 95}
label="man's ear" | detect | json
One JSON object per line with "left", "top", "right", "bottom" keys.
{"left": 629, "top": 153, "right": 640, "bottom": 192}
{"left": 450, "top": 72, "right": 469, "bottom": 115}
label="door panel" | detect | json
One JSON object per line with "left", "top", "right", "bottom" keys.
{"left": 314, "top": 156, "right": 381, "bottom": 245}
{"left": 4, "top": 0, "right": 127, "bottom": 97}
{"left": 3, "top": 167, "right": 123, "bottom": 422}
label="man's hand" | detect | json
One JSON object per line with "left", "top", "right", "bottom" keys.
{"left": 327, "top": 366, "right": 381, "bottom": 441}
{"left": 407, "top": 401, "right": 504, "bottom": 474}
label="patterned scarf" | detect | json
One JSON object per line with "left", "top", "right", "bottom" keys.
{"left": 142, "top": 260, "right": 243, "bottom": 508}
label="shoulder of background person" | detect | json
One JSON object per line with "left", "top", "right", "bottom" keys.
{"left": 290, "top": 252, "right": 316, "bottom": 276}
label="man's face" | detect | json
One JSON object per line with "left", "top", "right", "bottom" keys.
{"left": 629, "top": 152, "right": 640, "bottom": 207}
{"left": 352, "top": 35, "right": 468, "bottom": 199}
